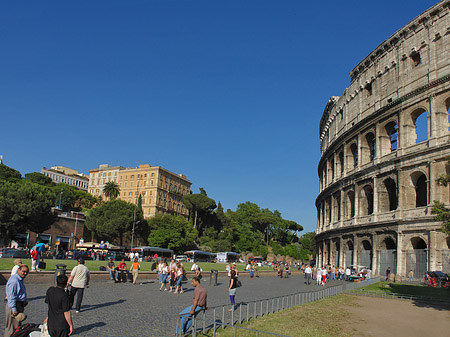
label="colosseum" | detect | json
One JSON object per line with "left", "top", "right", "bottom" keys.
{"left": 315, "top": 1, "right": 450, "bottom": 278}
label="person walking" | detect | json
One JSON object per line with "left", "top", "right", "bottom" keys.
{"left": 67, "top": 258, "right": 90, "bottom": 313}
{"left": 228, "top": 269, "right": 238, "bottom": 311}
{"left": 304, "top": 264, "right": 312, "bottom": 285}
{"left": 175, "top": 277, "right": 207, "bottom": 335}
{"left": 45, "top": 274, "right": 74, "bottom": 337}
{"left": 5, "top": 264, "right": 29, "bottom": 337}
{"left": 284, "top": 264, "right": 290, "bottom": 278}
{"left": 130, "top": 258, "right": 140, "bottom": 285}
{"left": 159, "top": 261, "right": 169, "bottom": 291}
{"left": 169, "top": 259, "right": 177, "bottom": 292}
{"left": 316, "top": 266, "right": 322, "bottom": 285}
{"left": 174, "top": 263, "right": 184, "bottom": 294}
{"left": 385, "top": 267, "right": 391, "bottom": 281}
{"left": 321, "top": 266, "right": 327, "bottom": 285}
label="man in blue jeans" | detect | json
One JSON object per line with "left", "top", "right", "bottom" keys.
{"left": 176, "top": 277, "right": 207, "bottom": 335}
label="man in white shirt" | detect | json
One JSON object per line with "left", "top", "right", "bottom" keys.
{"left": 66, "top": 258, "right": 90, "bottom": 313}
{"left": 345, "top": 267, "right": 351, "bottom": 281}
{"left": 191, "top": 262, "right": 199, "bottom": 272}
{"left": 304, "top": 265, "right": 312, "bottom": 285}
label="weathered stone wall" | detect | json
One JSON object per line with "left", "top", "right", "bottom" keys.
{"left": 316, "top": 1, "right": 450, "bottom": 277}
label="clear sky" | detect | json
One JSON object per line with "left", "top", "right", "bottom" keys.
{"left": 0, "top": 0, "right": 439, "bottom": 233}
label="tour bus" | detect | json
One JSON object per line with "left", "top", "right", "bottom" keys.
{"left": 132, "top": 246, "right": 174, "bottom": 260}
{"left": 184, "top": 250, "right": 216, "bottom": 262}
{"left": 216, "top": 252, "right": 240, "bottom": 263}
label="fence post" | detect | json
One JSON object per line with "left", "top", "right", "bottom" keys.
{"left": 222, "top": 306, "right": 225, "bottom": 329}
{"left": 192, "top": 314, "right": 197, "bottom": 337}
{"left": 213, "top": 309, "right": 216, "bottom": 336}
{"left": 254, "top": 302, "right": 257, "bottom": 318}
{"left": 261, "top": 301, "right": 263, "bottom": 317}
{"left": 239, "top": 303, "right": 242, "bottom": 323}
{"left": 247, "top": 303, "right": 250, "bottom": 322}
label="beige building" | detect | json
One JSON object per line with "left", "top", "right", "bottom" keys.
{"left": 117, "top": 164, "right": 191, "bottom": 218}
{"left": 316, "top": 1, "right": 450, "bottom": 277}
{"left": 88, "top": 164, "right": 124, "bottom": 198}
{"left": 41, "top": 166, "right": 89, "bottom": 191}
{"left": 88, "top": 163, "right": 191, "bottom": 218}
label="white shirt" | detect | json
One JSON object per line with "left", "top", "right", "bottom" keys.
{"left": 345, "top": 268, "right": 351, "bottom": 276}
{"left": 304, "top": 267, "right": 311, "bottom": 274}
{"left": 11, "top": 265, "right": 20, "bottom": 276}
{"left": 191, "top": 263, "right": 199, "bottom": 271}
{"left": 321, "top": 268, "right": 327, "bottom": 276}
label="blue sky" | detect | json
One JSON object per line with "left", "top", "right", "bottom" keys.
{"left": 0, "top": 0, "right": 439, "bottom": 233}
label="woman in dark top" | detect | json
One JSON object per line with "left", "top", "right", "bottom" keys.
{"left": 228, "top": 269, "right": 237, "bottom": 311}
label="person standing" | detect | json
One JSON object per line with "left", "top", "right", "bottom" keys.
{"left": 31, "top": 243, "right": 48, "bottom": 272}
{"left": 408, "top": 269, "right": 414, "bottom": 281}
{"left": 304, "top": 264, "right": 312, "bottom": 285}
{"left": 169, "top": 259, "right": 177, "bottom": 292}
{"left": 284, "top": 264, "right": 290, "bottom": 278}
{"left": 67, "top": 258, "right": 90, "bottom": 313}
{"left": 385, "top": 267, "right": 391, "bottom": 282}
{"left": 11, "top": 259, "right": 22, "bottom": 276}
{"left": 345, "top": 267, "right": 351, "bottom": 281}
{"left": 159, "top": 262, "right": 169, "bottom": 291}
{"left": 45, "top": 274, "right": 74, "bottom": 337}
{"left": 175, "top": 277, "right": 207, "bottom": 335}
{"left": 130, "top": 258, "right": 140, "bottom": 285}
{"left": 5, "top": 264, "right": 29, "bottom": 337}
{"left": 321, "top": 266, "right": 327, "bottom": 286}
{"left": 228, "top": 270, "right": 238, "bottom": 311}
{"left": 174, "top": 262, "right": 184, "bottom": 294}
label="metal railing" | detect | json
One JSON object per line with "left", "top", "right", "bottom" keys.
{"left": 176, "top": 277, "right": 379, "bottom": 336}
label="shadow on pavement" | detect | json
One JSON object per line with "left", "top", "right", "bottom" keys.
{"left": 28, "top": 295, "right": 46, "bottom": 302}
{"left": 75, "top": 322, "right": 106, "bottom": 334}
{"left": 81, "top": 299, "right": 126, "bottom": 312}
{"left": 411, "top": 299, "right": 450, "bottom": 311}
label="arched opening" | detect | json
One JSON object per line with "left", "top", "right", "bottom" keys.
{"left": 345, "top": 240, "right": 353, "bottom": 267}
{"left": 360, "top": 185, "right": 374, "bottom": 215}
{"left": 359, "top": 240, "right": 372, "bottom": 269}
{"left": 338, "top": 151, "right": 344, "bottom": 177}
{"left": 334, "top": 239, "right": 340, "bottom": 267}
{"left": 412, "top": 109, "right": 428, "bottom": 144}
{"left": 443, "top": 237, "right": 450, "bottom": 274}
{"left": 385, "top": 121, "right": 398, "bottom": 152}
{"left": 406, "top": 237, "right": 428, "bottom": 278}
{"left": 379, "top": 237, "right": 397, "bottom": 275}
{"left": 345, "top": 190, "right": 355, "bottom": 219}
{"left": 381, "top": 178, "right": 398, "bottom": 212}
{"left": 330, "top": 158, "right": 335, "bottom": 182}
{"left": 350, "top": 143, "right": 358, "bottom": 168}
{"left": 365, "top": 132, "right": 376, "bottom": 162}
{"left": 412, "top": 173, "right": 427, "bottom": 207}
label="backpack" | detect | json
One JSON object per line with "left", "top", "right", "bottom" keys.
{"left": 11, "top": 323, "right": 41, "bottom": 337}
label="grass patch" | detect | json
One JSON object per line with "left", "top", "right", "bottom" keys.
{"left": 354, "top": 281, "right": 450, "bottom": 301}
{"left": 0, "top": 259, "right": 272, "bottom": 273}
{"left": 201, "top": 294, "right": 357, "bottom": 337}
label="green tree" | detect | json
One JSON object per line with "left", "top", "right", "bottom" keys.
{"left": 147, "top": 214, "right": 197, "bottom": 253}
{"left": 182, "top": 188, "right": 216, "bottom": 230}
{"left": 24, "top": 172, "right": 55, "bottom": 187}
{"left": 0, "top": 180, "right": 56, "bottom": 241}
{"left": 103, "top": 181, "right": 120, "bottom": 200}
{"left": 0, "top": 164, "right": 22, "bottom": 181}
{"left": 431, "top": 200, "right": 450, "bottom": 236}
{"left": 85, "top": 199, "right": 141, "bottom": 246}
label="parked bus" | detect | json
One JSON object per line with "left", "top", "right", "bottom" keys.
{"left": 132, "top": 246, "right": 174, "bottom": 260}
{"left": 216, "top": 252, "right": 240, "bottom": 263}
{"left": 184, "top": 250, "right": 216, "bottom": 262}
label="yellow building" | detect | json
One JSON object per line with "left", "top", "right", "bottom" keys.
{"left": 117, "top": 164, "right": 191, "bottom": 218}
{"left": 88, "top": 164, "right": 124, "bottom": 198}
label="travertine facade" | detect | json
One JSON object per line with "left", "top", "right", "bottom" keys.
{"left": 41, "top": 166, "right": 89, "bottom": 191}
{"left": 316, "top": 1, "right": 450, "bottom": 277}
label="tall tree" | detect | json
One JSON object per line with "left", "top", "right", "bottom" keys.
{"left": 147, "top": 214, "right": 197, "bottom": 253}
{"left": 0, "top": 180, "right": 56, "bottom": 240}
{"left": 0, "top": 164, "right": 22, "bottom": 181}
{"left": 85, "top": 199, "right": 141, "bottom": 246}
{"left": 103, "top": 181, "right": 120, "bottom": 200}
{"left": 182, "top": 188, "right": 216, "bottom": 230}
{"left": 24, "top": 172, "right": 55, "bottom": 187}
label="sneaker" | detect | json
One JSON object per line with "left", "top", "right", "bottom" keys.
{"left": 180, "top": 291, "right": 184, "bottom": 294}
{"left": 75, "top": 311, "right": 80, "bottom": 313}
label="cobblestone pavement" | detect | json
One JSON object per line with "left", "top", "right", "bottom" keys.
{"left": 1, "top": 273, "right": 344, "bottom": 337}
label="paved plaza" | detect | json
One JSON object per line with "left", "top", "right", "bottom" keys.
{"left": 1, "top": 272, "right": 343, "bottom": 337}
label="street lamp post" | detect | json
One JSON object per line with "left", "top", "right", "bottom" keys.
{"left": 58, "top": 190, "right": 63, "bottom": 209}
{"left": 130, "top": 178, "right": 141, "bottom": 252}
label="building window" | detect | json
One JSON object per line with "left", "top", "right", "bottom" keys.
{"left": 411, "top": 51, "right": 421, "bottom": 66}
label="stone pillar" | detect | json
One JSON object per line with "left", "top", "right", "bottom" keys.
{"left": 397, "top": 232, "right": 406, "bottom": 276}
{"left": 353, "top": 237, "right": 359, "bottom": 267}
{"left": 429, "top": 230, "right": 438, "bottom": 271}
{"left": 372, "top": 235, "right": 378, "bottom": 275}
{"left": 429, "top": 161, "right": 436, "bottom": 207}
{"left": 338, "top": 237, "right": 344, "bottom": 268}
{"left": 354, "top": 185, "right": 359, "bottom": 225}
{"left": 373, "top": 177, "right": 378, "bottom": 221}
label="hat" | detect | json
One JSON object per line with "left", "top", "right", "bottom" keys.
{"left": 14, "top": 313, "right": 27, "bottom": 322}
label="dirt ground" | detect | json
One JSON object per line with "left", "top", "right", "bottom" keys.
{"left": 342, "top": 295, "right": 450, "bottom": 337}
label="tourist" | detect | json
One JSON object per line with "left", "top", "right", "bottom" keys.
{"left": 345, "top": 267, "right": 351, "bottom": 281}
{"left": 130, "top": 258, "right": 140, "bottom": 285}
{"left": 118, "top": 259, "right": 129, "bottom": 283}
{"left": 159, "top": 261, "right": 169, "bottom": 291}
{"left": 304, "top": 264, "right": 312, "bottom": 285}
{"left": 316, "top": 266, "right": 322, "bottom": 285}
{"left": 321, "top": 266, "right": 327, "bottom": 285}
{"left": 175, "top": 277, "right": 207, "bottom": 335}
{"left": 228, "top": 269, "right": 238, "bottom": 311}
{"left": 31, "top": 243, "right": 49, "bottom": 272}
{"left": 5, "top": 264, "right": 29, "bottom": 337}
{"left": 385, "top": 267, "right": 391, "bottom": 281}
{"left": 11, "top": 259, "right": 22, "bottom": 276}
{"left": 106, "top": 258, "right": 118, "bottom": 282}
{"left": 284, "top": 264, "right": 290, "bottom": 278}
{"left": 67, "top": 258, "right": 90, "bottom": 313}
{"left": 408, "top": 269, "right": 414, "bottom": 281}
{"left": 174, "top": 262, "right": 184, "bottom": 294}
{"left": 45, "top": 274, "right": 74, "bottom": 337}
{"left": 169, "top": 259, "right": 177, "bottom": 292}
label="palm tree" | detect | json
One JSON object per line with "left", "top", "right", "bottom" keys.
{"left": 103, "top": 181, "right": 120, "bottom": 200}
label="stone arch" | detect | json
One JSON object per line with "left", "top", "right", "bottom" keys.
{"left": 350, "top": 143, "right": 358, "bottom": 168}
{"left": 446, "top": 237, "right": 450, "bottom": 250}
{"left": 344, "top": 190, "right": 355, "bottom": 219}
{"left": 446, "top": 96, "right": 450, "bottom": 132}
{"left": 362, "top": 131, "right": 376, "bottom": 164}
{"left": 344, "top": 240, "right": 354, "bottom": 267}
{"left": 410, "top": 236, "right": 427, "bottom": 249}
{"left": 382, "top": 237, "right": 397, "bottom": 250}
{"left": 380, "top": 120, "right": 398, "bottom": 155}
{"left": 359, "top": 239, "right": 373, "bottom": 269}
{"left": 359, "top": 184, "right": 374, "bottom": 215}
{"left": 410, "top": 171, "right": 428, "bottom": 207}
{"left": 411, "top": 108, "right": 428, "bottom": 144}
{"left": 379, "top": 177, "right": 398, "bottom": 212}
{"left": 338, "top": 150, "right": 344, "bottom": 177}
